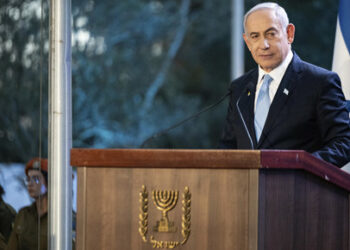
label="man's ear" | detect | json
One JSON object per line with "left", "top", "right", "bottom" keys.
{"left": 243, "top": 33, "right": 251, "bottom": 51}
{"left": 286, "top": 24, "right": 295, "bottom": 44}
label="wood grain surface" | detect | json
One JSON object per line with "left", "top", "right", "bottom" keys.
{"left": 73, "top": 149, "right": 350, "bottom": 250}
{"left": 258, "top": 169, "right": 349, "bottom": 250}
{"left": 76, "top": 167, "right": 259, "bottom": 250}
{"left": 71, "top": 148, "right": 260, "bottom": 169}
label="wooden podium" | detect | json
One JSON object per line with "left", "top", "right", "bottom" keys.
{"left": 71, "top": 149, "right": 350, "bottom": 250}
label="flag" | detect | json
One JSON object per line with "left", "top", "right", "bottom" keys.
{"left": 332, "top": 0, "right": 350, "bottom": 111}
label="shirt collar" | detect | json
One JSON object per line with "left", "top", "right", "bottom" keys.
{"left": 258, "top": 50, "right": 293, "bottom": 83}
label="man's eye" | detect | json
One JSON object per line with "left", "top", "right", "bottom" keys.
{"left": 250, "top": 34, "right": 258, "bottom": 39}
{"left": 266, "top": 32, "right": 276, "bottom": 38}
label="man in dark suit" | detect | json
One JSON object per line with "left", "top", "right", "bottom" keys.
{"left": 220, "top": 2, "right": 350, "bottom": 167}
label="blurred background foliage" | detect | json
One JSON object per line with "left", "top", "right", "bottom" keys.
{"left": 0, "top": 0, "right": 338, "bottom": 162}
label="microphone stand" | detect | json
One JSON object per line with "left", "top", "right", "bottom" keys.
{"left": 140, "top": 91, "right": 231, "bottom": 148}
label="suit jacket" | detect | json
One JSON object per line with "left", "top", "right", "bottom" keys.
{"left": 219, "top": 53, "right": 350, "bottom": 167}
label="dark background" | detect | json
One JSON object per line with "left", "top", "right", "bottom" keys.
{"left": 0, "top": 0, "right": 338, "bottom": 162}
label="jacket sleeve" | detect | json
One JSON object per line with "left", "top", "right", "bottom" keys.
{"left": 5, "top": 207, "right": 27, "bottom": 250}
{"left": 0, "top": 233, "right": 7, "bottom": 250}
{"left": 312, "top": 72, "right": 350, "bottom": 167}
{"left": 5, "top": 216, "right": 19, "bottom": 250}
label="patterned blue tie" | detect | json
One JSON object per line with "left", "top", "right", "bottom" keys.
{"left": 255, "top": 74, "right": 273, "bottom": 141}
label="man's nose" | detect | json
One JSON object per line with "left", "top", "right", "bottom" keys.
{"left": 258, "top": 38, "right": 269, "bottom": 49}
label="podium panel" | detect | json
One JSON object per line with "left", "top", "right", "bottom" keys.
{"left": 77, "top": 167, "right": 258, "bottom": 250}
{"left": 72, "top": 149, "right": 350, "bottom": 250}
{"left": 259, "top": 170, "right": 349, "bottom": 250}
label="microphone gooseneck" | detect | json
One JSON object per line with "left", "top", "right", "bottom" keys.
{"left": 140, "top": 91, "right": 231, "bottom": 148}
{"left": 236, "top": 84, "right": 254, "bottom": 149}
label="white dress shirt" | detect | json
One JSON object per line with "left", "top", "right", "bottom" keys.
{"left": 254, "top": 50, "right": 294, "bottom": 112}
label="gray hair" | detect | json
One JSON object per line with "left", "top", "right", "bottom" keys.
{"left": 243, "top": 2, "right": 289, "bottom": 34}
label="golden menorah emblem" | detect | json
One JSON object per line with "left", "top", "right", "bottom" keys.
{"left": 139, "top": 186, "right": 191, "bottom": 248}
{"left": 152, "top": 189, "right": 179, "bottom": 233}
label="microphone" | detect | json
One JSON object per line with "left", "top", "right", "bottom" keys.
{"left": 140, "top": 91, "right": 231, "bottom": 148}
{"left": 236, "top": 82, "right": 255, "bottom": 149}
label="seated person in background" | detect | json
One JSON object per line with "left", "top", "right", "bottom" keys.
{"left": 6, "top": 158, "right": 48, "bottom": 250}
{"left": 0, "top": 184, "right": 16, "bottom": 249}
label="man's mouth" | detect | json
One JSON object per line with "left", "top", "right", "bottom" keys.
{"left": 259, "top": 54, "right": 273, "bottom": 58}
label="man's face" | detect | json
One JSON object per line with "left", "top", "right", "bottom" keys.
{"left": 26, "top": 169, "right": 47, "bottom": 199}
{"left": 243, "top": 9, "right": 295, "bottom": 72}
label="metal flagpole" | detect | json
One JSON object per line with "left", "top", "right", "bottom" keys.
{"left": 48, "top": 0, "right": 72, "bottom": 249}
{"left": 231, "top": 0, "right": 244, "bottom": 80}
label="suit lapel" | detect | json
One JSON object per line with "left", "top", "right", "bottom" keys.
{"left": 257, "top": 53, "right": 302, "bottom": 148}
{"left": 238, "top": 69, "right": 258, "bottom": 147}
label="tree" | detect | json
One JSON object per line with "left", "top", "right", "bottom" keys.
{"left": 0, "top": 0, "right": 339, "bottom": 162}
{"left": 71, "top": 0, "right": 231, "bottom": 148}
{"left": 0, "top": 0, "right": 49, "bottom": 162}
